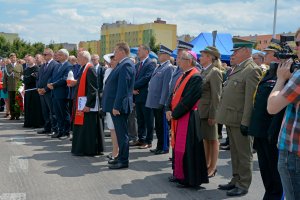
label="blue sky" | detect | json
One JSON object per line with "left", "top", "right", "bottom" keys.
{"left": 0, "top": 0, "right": 299, "bottom": 45}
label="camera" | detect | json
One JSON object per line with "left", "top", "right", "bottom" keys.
{"left": 271, "top": 35, "right": 300, "bottom": 73}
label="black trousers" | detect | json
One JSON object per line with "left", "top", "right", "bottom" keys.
{"left": 254, "top": 137, "right": 283, "bottom": 200}
{"left": 40, "top": 92, "right": 57, "bottom": 132}
{"left": 135, "top": 102, "right": 154, "bottom": 144}
{"left": 153, "top": 107, "right": 169, "bottom": 151}
{"left": 8, "top": 91, "right": 20, "bottom": 118}
{"left": 111, "top": 113, "right": 129, "bottom": 164}
{"left": 53, "top": 98, "right": 70, "bottom": 134}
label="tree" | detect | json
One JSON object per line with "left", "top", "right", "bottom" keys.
{"left": 0, "top": 36, "right": 11, "bottom": 58}
{"left": 149, "top": 35, "right": 160, "bottom": 54}
{"left": 32, "top": 42, "right": 45, "bottom": 55}
{"left": 69, "top": 47, "right": 77, "bottom": 56}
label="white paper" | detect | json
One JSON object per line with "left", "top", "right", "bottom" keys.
{"left": 77, "top": 96, "right": 99, "bottom": 111}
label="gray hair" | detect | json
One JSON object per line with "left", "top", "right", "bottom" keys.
{"left": 80, "top": 50, "right": 91, "bottom": 62}
{"left": 182, "top": 51, "right": 196, "bottom": 66}
{"left": 58, "top": 48, "right": 69, "bottom": 58}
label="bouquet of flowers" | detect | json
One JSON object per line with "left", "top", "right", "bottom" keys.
{"left": 15, "top": 80, "right": 24, "bottom": 113}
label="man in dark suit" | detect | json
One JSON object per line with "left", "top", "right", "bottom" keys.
{"left": 102, "top": 42, "right": 135, "bottom": 169}
{"left": 37, "top": 48, "right": 58, "bottom": 134}
{"left": 47, "top": 49, "right": 72, "bottom": 138}
{"left": 91, "top": 54, "right": 105, "bottom": 95}
{"left": 91, "top": 54, "right": 106, "bottom": 130}
{"left": 130, "top": 44, "right": 156, "bottom": 149}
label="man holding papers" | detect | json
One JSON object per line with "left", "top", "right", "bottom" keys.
{"left": 71, "top": 50, "right": 104, "bottom": 156}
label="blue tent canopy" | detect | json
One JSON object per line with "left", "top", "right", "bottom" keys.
{"left": 172, "top": 32, "right": 233, "bottom": 61}
{"left": 172, "top": 33, "right": 264, "bottom": 62}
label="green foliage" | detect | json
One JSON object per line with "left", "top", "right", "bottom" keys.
{"left": 69, "top": 47, "right": 77, "bottom": 56}
{"left": 149, "top": 35, "right": 160, "bottom": 54}
{"left": 0, "top": 35, "right": 11, "bottom": 57}
{"left": 0, "top": 36, "right": 45, "bottom": 58}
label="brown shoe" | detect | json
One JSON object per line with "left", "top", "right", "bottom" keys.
{"left": 129, "top": 140, "right": 143, "bottom": 146}
{"left": 139, "top": 144, "right": 152, "bottom": 149}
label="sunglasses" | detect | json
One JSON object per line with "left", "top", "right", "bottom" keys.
{"left": 296, "top": 41, "right": 300, "bottom": 47}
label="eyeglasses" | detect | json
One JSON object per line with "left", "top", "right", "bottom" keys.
{"left": 178, "top": 57, "right": 190, "bottom": 60}
{"left": 43, "top": 53, "right": 49, "bottom": 56}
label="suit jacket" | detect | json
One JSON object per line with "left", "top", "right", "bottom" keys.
{"left": 102, "top": 58, "right": 135, "bottom": 114}
{"left": 198, "top": 65, "right": 223, "bottom": 119}
{"left": 134, "top": 57, "right": 155, "bottom": 103}
{"left": 50, "top": 61, "right": 72, "bottom": 99}
{"left": 3, "top": 63, "right": 23, "bottom": 91}
{"left": 169, "top": 66, "right": 183, "bottom": 97}
{"left": 145, "top": 60, "right": 173, "bottom": 109}
{"left": 216, "top": 59, "right": 262, "bottom": 127}
{"left": 68, "top": 64, "right": 81, "bottom": 99}
{"left": 37, "top": 60, "right": 59, "bottom": 93}
{"left": 96, "top": 65, "right": 106, "bottom": 94}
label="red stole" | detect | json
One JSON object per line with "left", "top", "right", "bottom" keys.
{"left": 74, "top": 63, "right": 93, "bottom": 125}
{"left": 170, "top": 67, "right": 199, "bottom": 180}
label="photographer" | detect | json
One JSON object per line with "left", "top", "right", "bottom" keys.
{"left": 267, "top": 28, "right": 300, "bottom": 200}
{"left": 248, "top": 43, "right": 284, "bottom": 200}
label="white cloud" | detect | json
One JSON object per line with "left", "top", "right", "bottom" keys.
{"left": 0, "top": 0, "right": 299, "bottom": 45}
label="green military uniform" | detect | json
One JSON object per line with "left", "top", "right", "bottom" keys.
{"left": 198, "top": 47, "right": 223, "bottom": 140}
{"left": 216, "top": 39, "right": 262, "bottom": 191}
{"left": 3, "top": 62, "right": 23, "bottom": 119}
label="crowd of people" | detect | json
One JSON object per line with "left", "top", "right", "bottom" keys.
{"left": 0, "top": 28, "right": 300, "bottom": 199}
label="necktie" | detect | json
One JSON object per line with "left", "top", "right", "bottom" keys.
{"left": 136, "top": 62, "right": 143, "bottom": 78}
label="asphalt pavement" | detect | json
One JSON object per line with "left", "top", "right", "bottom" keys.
{"left": 0, "top": 113, "right": 264, "bottom": 200}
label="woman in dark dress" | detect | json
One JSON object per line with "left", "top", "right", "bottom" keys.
{"left": 23, "top": 55, "right": 44, "bottom": 128}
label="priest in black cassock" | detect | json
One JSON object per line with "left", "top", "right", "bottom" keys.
{"left": 23, "top": 55, "right": 44, "bottom": 128}
{"left": 71, "top": 51, "right": 104, "bottom": 156}
{"left": 166, "top": 50, "right": 208, "bottom": 187}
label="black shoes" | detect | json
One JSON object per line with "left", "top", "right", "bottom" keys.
{"left": 226, "top": 187, "right": 248, "bottom": 196}
{"left": 37, "top": 130, "right": 51, "bottom": 134}
{"left": 218, "top": 183, "right": 236, "bottom": 190}
{"left": 155, "top": 150, "right": 169, "bottom": 155}
{"left": 149, "top": 149, "right": 169, "bottom": 155}
{"left": 108, "top": 157, "right": 118, "bottom": 165}
{"left": 51, "top": 132, "right": 63, "bottom": 138}
{"left": 150, "top": 148, "right": 158, "bottom": 153}
{"left": 208, "top": 169, "right": 217, "bottom": 178}
{"left": 109, "top": 163, "right": 128, "bottom": 169}
{"left": 168, "top": 175, "right": 178, "bottom": 183}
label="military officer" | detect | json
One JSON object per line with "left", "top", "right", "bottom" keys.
{"left": 3, "top": 53, "right": 23, "bottom": 120}
{"left": 146, "top": 45, "right": 174, "bottom": 154}
{"left": 216, "top": 38, "right": 262, "bottom": 197}
{"left": 198, "top": 46, "right": 223, "bottom": 178}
